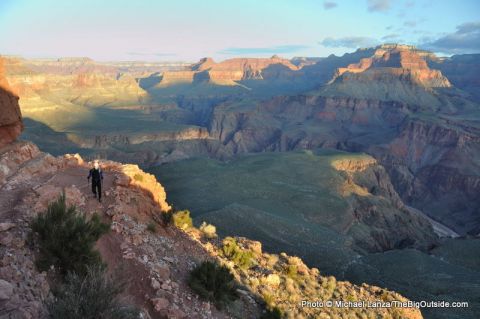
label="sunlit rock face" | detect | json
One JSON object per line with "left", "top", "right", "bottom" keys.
{"left": 157, "top": 56, "right": 299, "bottom": 86}
{"left": 0, "top": 58, "right": 23, "bottom": 148}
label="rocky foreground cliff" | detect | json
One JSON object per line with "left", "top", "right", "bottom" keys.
{"left": 0, "top": 66, "right": 424, "bottom": 319}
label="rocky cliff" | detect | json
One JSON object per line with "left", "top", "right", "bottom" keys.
{"left": 0, "top": 58, "right": 23, "bottom": 148}
{"left": 206, "top": 89, "right": 480, "bottom": 235}
{"left": 429, "top": 53, "right": 480, "bottom": 102}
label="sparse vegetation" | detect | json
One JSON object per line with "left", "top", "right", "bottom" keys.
{"left": 284, "top": 264, "right": 298, "bottom": 281}
{"left": 30, "top": 194, "right": 110, "bottom": 276}
{"left": 222, "top": 237, "right": 256, "bottom": 270}
{"left": 260, "top": 307, "right": 283, "bottom": 319}
{"left": 172, "top": 209, "right": 193, "bottom": 230}
{"left": 199, "top": 221, "right": 217, "bottom": 239}
{"left": 188, "top": 261, "right": 238, "bottom": 309}
{"left": 133, "top": 173, "right": 144, "bottom": 182}
{"left": 47, "top": 266, "right": 139, "bottom": 319}
{"left": 146, "top": 222, "right": 156, "bottom": 233}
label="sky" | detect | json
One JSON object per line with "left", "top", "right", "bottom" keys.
{"left": 0, "top": 0, "right": 479, "bottom": 61}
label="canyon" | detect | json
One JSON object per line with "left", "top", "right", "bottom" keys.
{"left": 1, "top": 43, "right": 479, "bottom": 318}
{"left": 0, "top": 54, "right": 425, "bottom": 319}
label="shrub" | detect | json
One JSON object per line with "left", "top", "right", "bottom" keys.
{"left": 199, "top": 221, "right": 217, "bottom": 239}
{"left": 260, "top": 307, "right": 283, "bottom": 319}
{"left": 47, "top": 265, "right": 139, "bottom": 319}
{"left": 161, "top": 209, "right": 174, "bottom": 226}
{"left": 284, "top": 264, "right": 298, "bottom": 281}
{"left": 222, "top": 237, "right": 255, "bottom": 270}
{"left": 146, "top": 222, "right": 156, "bottom": 233}
{"left": 261, "top": 292, "right": 275, "bottom": 308}
{"left": 133, "top": 173, "right": 143, "bottom": 182}
{"left": 30, "top": 194, "right": 110, "bottom": 276}
{"left": 188, "top": 261, "right": 238, "bottom": 309}
{"left": 172, "top": 210, "right": 193, "bottom": 230}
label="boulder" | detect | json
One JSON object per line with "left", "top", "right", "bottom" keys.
{"left": 0, "top": 279, "right": 14, "bottom": 300}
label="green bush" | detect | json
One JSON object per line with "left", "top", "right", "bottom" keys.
{"left": 199, "top": 221, "right": 217, "bottom": 239}
{"left": 188, "top": 261, "right": 238, "bottom": 309}
{"left": 30, "top": 194, "right": 110, "bottom": 276}
{"left": 47, "top": 266, "right": 139, "bottom": 319}
{"left": 222, "top": 237, "right": 255, "bottom": 270}
{"left": 173, "top": 210, "right": 193, "bottom": 230}
{"left": 260, "top": 307, "right": 283, "bottom": 319}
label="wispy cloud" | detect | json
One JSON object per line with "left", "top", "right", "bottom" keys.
{"left": 320, "top": 36, "right": 379, "bottom": 48}
{"left": 420, "top": 22, "right": 480, "bottom": 54}
{"left": 404, "top": 20, "right": 417, "bottom": 27}
{"left": 382, "top": 34, "right": 400, "bottom": 40}
{"left": 367, "top": 0, "right": 392, "bottom": 12}
{"left": 323, "top": 1, "right": 338, "bottom": 10}
{"left": 218, "top": 45, "right": 309, "bottom": 55}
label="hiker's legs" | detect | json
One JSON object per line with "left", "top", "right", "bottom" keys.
{"left": 91, "top": 181, "right": 97, "bottom": 197}
{"left": 97, "top": 181, "right": 102, "bottom": 200}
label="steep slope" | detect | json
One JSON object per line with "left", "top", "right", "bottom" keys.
{"left": 152, "top": 150, "right": 437, "bottom": 256}
{"left": 0, "top": 85, "right": 423, "bottom": 318}
{"left": 429, "top": 53, "right": 480, "bottom": 102}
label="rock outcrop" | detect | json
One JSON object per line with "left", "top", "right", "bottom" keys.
{"left": 0, "top": 58, "right": 23, "bottom": 148}
{"left": 318, "top": 44, "right": 452, "bottom": 106}
{"left": 331, "top": 44, "right": 451, "bottom": 88}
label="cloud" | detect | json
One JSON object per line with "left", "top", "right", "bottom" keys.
{"left": 420, "top": 22, "right": 480, "bottom": 54}
{"left": 367, "top": 0, "right": 392, "bottom": 12}
{"left": 323, "top": 1, "right": 337, "bottom": 9}
{"left": 382, "top": 34, "right": 400, "bottom": 40}
{"left": 218, "top": 45, "right": 309, "bottom": 55}
{"left": 404, "top": 20, "right": 417, "bottom": 28}
{"left": 320, "top": 36, "right": 379, "bottom": 49}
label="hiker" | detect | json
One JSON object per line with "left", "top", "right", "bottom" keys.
{"left": 87, "top": 160, "right": 103, "bottom": 202}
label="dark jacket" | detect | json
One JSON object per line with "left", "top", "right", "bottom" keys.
{"left": 88, "top": 168, "right": 103, "bottom": 182}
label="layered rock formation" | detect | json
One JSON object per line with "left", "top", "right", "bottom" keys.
{"left": 155, "top": 56, "right": 299, "bottom": 87}
{"left": 3, "top": 56, "right": 148, "bottom": 107}
{"left": 320, "top": 44, "right": 452, "bottom": 106}
{"left": 206, "top": 90, "right": 480, "bottom": 235}
{"left": 332, "top": 44, "right": 448, "bottom": 86}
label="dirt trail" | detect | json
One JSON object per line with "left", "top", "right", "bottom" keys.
{"left": 0, "top": 143, "right": 240, "bottom": 318}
